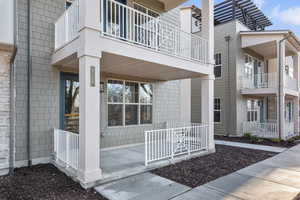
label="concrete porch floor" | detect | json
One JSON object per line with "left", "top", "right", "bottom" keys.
{"left": 101, "top": 144, "right": 145, "bottom": 176}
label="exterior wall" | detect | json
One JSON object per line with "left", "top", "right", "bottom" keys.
{"left": 191, "top": 20, "right": 253, "bottom": 136}
{"left": 0, "top": 51, "right": 11, "bottom": 174}
{"left": 14, "top": 0, "right": 64, "bottom": 166}
{"left": 100, "top": 76, "right": 181, "bottom": 148}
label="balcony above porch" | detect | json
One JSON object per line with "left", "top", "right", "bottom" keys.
{"left": 52, "top": 0, "right": 214, "bottom": 81}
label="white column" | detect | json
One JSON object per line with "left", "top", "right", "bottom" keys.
{"left": 179, "top": 7, "right": 192, "bottom": 123}
{"left": 201, "top": 75, "right": 215, "bottom": 151}
{"left": 294, "top": 97, "right": 299, "bottom": 135}
{"left": 277, "top": 40, "right": 286, "bottom": 139}
{"left": 201, "top": 0, "right": 214, "bottom": 64}
{"left": 293, "top": 54, "right": 300, "bottom": 136}
{"left": 78, "top": 55, "right": 102, "bottom": 184}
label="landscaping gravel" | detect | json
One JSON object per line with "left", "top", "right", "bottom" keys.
{"left": 0, "top": 164, "right": 107, "bottom": 200}
{"left": 215, "top": 135, "right": 299, "bottom": 148}
{"left": 152, "top": 145, "right": 277, "bottom": 188}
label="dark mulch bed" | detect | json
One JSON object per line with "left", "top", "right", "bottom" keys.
{"left": 215, "top": 135, "right": 299, "bottom": 148}
{"left": 0, "top": 164, "right": 107, "bottom": 200}
{"left": 152, "top": 145, "right": 277, "bottom": 188}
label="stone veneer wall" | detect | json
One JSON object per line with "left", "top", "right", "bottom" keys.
{"left": 0, "top": 50, "right": 11, "bottom": 174}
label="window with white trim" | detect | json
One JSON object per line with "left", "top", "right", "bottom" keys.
{"left": 214, "top": 53, "right": 222, "bottom": 78}
{"left": 214, "top": 98, "right": 221, "bottom": 123}
{"left": 246, "top": 99, "right": 260, "bottom": 122}
{"left": 107, "top": 80, "right": 153, "bottom": 127}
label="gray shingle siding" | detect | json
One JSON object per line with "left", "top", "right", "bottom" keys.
{"left": 191, "top": 20, "right": 251, "bottom": 136}
{"left": 14, "top": 0, "right": 64, "bottom": 163}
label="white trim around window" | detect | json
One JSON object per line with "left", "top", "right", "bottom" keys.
{"left": 107, "top": 78, "right": 153, "bottom": 128}
{"left": 214, "top": 97, "right": 222, "bottom": 123}
{"left": 214, "top": 52, "right": 222, "bottom": 79}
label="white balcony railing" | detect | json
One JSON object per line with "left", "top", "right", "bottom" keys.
{"left": 101, "top": 0, "right": 208, "bottom": 63}
{"left": 54, "top": 0, "right": 208, "bottom": 63}
{"left": 284, "top": 75, "right": 298, "bottom": 91}
{"left": 145, "top": 124, "right": 209, "bottom": 166}
{"left": 243, "top": 122, "right": 278, "bottom": 139}
{"left": 55, "top": 0, "right": 79, "bottom": 49}
{"left": 53, "top": 129, "right": 79, "bottom": 170}
{"left": 241, "top": 72, "right": 277, "bottom": 89}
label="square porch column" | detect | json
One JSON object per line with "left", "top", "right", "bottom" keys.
{"left": 293, "top": 54, "right": 300, "bottom": 135}
{"left": 201, "top": 0, "right": 214, "bottom": 64}
{"left": 277, "top": 40, "right": 286, "bottom": 139}
{"left": 294, "top": 97, "right": 299, "bottom": 136}
{"left": 78, "top": 55, "right": 102, "bottom": 184}
{"left": 201, "top": 75, "right": 215, "bottom": 152}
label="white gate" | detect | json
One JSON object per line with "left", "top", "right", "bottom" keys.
{"left": 144, "top": 124, "right": 209, "bottom": 166}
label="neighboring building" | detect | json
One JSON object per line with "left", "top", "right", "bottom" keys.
{"left": 191, "top": 0, "right": 300, "bottom": 140}
{"left": 0, "top": 0, "right": 215, "bottom": 188}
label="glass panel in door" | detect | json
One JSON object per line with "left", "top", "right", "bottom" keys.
{"left": 60, "top": 73, "right": 79, "bottom": 133}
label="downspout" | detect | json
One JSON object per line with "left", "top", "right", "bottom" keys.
{"left": 9, "top": 0, "right": 18, "bottom": 175}
{"left": 27, "top": 0, "right": 32, "bottom": 166}
{"left": 278, "top": 33, "right": 291, "bottom": 139}
{"left": 225, "top": 35, "right": 231, "bottom": 136}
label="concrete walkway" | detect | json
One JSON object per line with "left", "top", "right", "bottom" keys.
{"left": 172, "top": 144, "right": 300, "bottom": 200}
{"left": 215, "top": 140, "right": 287, "bottom": 153}
{"left": 96, "top": 144, "right": 300, "bottom": 200}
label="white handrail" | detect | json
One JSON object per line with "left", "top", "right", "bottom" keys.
{"left": 55, "top": 0, "right": 79, "bottom": 49}
{"left": 241, "top": 72, "right": 277, "bottom": 89}
{"left": 242, "top": 122, "right": 278, "bottom": 139}
{"left": 53, "top": 129, "right": 79, "bottom": 170}
{"left": 100, "top": 0, "right": 208, "bottom": 63}
{"left": 145, "top": 124, "right": 209, "bottom": 166}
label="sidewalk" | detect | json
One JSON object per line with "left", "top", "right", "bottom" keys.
{"left": 95, "top": 144, "right": 300, "bottom": 200}
{"left": 172, "top": 144, "right": 300, "bottom": 200}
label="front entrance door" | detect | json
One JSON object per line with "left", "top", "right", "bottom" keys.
{"left": 60, "top": 73, "right": 79, "bottom": 133}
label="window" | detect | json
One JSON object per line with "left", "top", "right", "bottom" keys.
{"left": 133, "top": 3, "right": 160, "bottom": 18}
{"left": 214, "top": 98, "right": 221, "bottom": 123}
{"left": 107, "top": 80, "right": 153, "bottom": 127}
{"left": 247, "top": 100, "right": 260, "bottom": 122}
{"left": 285, "top": 101, "right": 293, "bottom": 122}
{"left": 214, "top": 53, "right": 222, "bottom": 78}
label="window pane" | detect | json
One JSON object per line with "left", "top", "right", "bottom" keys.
{"left": 125, "top": 105, "right": 138, "bottom": 125}
{"left": 108, "top": 80, "right": 123, "bottom": 103}
{"left": 214, "top": 98, "right": 220, "bottom": 110}
{"left": 141, "top": 105, "right": 152, "bottom": 124}
{"left": 64, "top": 79, "right": 79, "bottom": 133}
{"left": 125, "top": 82, "right": 139, "bottom": 103}
{"left": 214, "top": 111, "right": 220, "bottom": 122}
{"left": 108, "top": 104, "right": 123, "bottom": 126}
{"left": 214, "top": 66, "right": 221, "bottom": 78}
{"left": 140, "top": 83, "right": 153, "bottom": 104}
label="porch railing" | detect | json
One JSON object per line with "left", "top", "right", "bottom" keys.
{"left": 241, "top": 72, "right": 277, "bottom": 89}
{"left": 284, "top": 75, "right": 298, "bottom": 91}
{"left": 55, "top": 0, "right": 79, "bottom": 49}
{"left": 145, "top": 124, "right": 209, "bottom": 166}
{"left": 243, "top": 122, "right": 278, "bottom": 139}
{"left": 53, "top": 129, "right": 79, "bottom": 170}
{"left": 54, "top": 0, "right": 208, "bottom": 63}
{"left": 284, "top": 122, "right": 295, "bottom": 139}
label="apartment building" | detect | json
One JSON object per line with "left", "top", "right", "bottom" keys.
{"left": 0, "top": 0, "right": 215, "bottom": 188}
{"left": 191, "top": 0, "right": 300, "bottom": 140}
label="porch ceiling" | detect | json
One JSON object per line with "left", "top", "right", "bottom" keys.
{"left": 158, "top": 0, "right": 188, "bottom": 11}
{"left": 54, "top": 52, "right": 207, "bottom": 81}
{"left": 241, "top": 31, "right": 300, "bottom": 59}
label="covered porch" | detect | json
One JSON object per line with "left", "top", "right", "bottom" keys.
{"left": 242, "top": 94, "right": 299, "bottom": 140}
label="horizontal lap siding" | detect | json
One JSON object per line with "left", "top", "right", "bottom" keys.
{"left": 0, "top": 51, "right": 11, "bottom": 172}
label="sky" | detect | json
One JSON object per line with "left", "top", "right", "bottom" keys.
{"left": 183, "top": 0, "right": 300, "bottom": 38}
